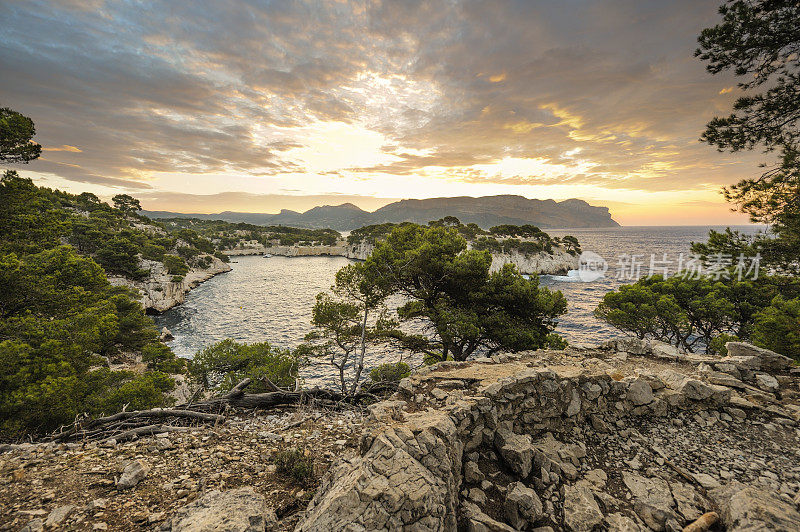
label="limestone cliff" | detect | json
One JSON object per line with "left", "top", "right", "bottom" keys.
{"left": 108, "top": 254, "right": 231, "bottom": 312}
{"left": 225, "top": 239, "right": 578, "bottom": 275}
{"left": 488, "top": 247, "right": 578, "bottom": 275}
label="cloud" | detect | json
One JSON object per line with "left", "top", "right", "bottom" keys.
{"left": 0, "top": 0, "right": 767, "bottom": 200}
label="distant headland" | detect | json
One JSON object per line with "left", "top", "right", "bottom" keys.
{"left": 143, "top": 195, "right": 620, "bottom": 231}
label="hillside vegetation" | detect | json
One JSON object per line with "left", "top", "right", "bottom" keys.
{"left": 158, "top": 218, "right": 341, "bottom": 249}
{"left": 0, "top": 172, "right": 190, "bottom": 438}
{"left": 348, "top": 217, "right": 581, "bottom": 256}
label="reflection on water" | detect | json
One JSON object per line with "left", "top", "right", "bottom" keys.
{"left": 155, "top": 226, "right": 764, "bottom": 386}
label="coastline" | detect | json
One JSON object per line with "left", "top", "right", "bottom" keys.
{"left": 223, "top": 239, "right": 578, "bottom": 275}
{"left": 108, "top": 254, "right": 233, "bottom": 313}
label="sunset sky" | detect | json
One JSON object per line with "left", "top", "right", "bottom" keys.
{"left": 0, "top": 0, "right": 767, "bottom": 225}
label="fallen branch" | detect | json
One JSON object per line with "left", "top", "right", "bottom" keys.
{"left": 46, "top": 377, "right": 394, "bottom": 443}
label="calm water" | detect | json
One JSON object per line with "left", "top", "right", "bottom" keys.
{"left": 154, "top": 225, "right": 764, "bottom": 385}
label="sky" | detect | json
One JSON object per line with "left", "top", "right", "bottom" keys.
{"left": 0, "top": 0, "right": 768, "bottom": 225}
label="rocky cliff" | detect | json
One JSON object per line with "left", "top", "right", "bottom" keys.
{"left": 225, "top": 240, "right": 578, "bottom": 274}
{"left": 489, "top": 247, "right": 579, "bottom": 275}
{"left": 299, "top": 340, "right": 800, "bottom": 531}
{"left": 108, "top": 254, "right": 231, "bottom": 312}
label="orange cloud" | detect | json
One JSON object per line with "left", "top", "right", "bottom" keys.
{"left": 43, "top": 145, "right": 82, "bottom": 152}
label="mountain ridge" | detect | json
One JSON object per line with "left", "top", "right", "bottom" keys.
{"left": 143, "top": 195, "right": 619, "bottom": 230}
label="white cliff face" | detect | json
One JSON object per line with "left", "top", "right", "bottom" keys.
{"left": 224, "top": 239, "right": 576, "bottom": 275}
{"left": 489, "top": 247, "right": 579, "bottom": 275}
{"left": 344, "top": 240, "right": 375, "bottom": 260}
{"left": 224, "top": 239, "right": 374, "bottom": 259}
{"left": 108, "top": 254, "right": 232, "bottom": 313}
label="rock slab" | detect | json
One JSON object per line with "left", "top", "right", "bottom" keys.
{"left": 170, "top": 488, "right": 276, "bottom": 532}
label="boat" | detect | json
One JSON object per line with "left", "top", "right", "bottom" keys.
{"left": 263, "top": 253, "right": 273, "bottom": 258}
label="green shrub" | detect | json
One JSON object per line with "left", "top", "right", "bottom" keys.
{"left": 544, "top": 333, "right": 568, "bottom": 350}
{"left": 708, "top": 334, "right": 739, "bottom": 356}
{"left": 177, "top": 246, "right": 200, "bottom": 262}
{"left": 194, "top": 255, "right": 212, "bottom": 269}
{"left": 141, "top": 243, "right": 166, "bottom": 261}
{"left": 369, "top": 362, "right": 410, "bottom": 384}
{"left": 274, "top": 447, "right": 315, "bottom": 485}
{"left": 189, "top": 339, "right": 300, "bottom": 392}
{"left": 142, "top": 343, "right": 187, "bottom": 373}
{"left": 171, "top": 275, "right": 184, "bottom": 283}
{"left": 163, "top": 254, "right": 188, "bottom": 276}
{"left": 751, "top": 296, "right": 800, "bottom": 361}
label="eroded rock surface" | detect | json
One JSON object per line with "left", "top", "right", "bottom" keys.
{"left": 170, "top": 487, "right": 276, "bottom": 532}
{"left": 295, "top": 340, "right": 800, "bottom": 531}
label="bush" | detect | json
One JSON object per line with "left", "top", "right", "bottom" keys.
{"left": 163, "top": 254, "right": 188, "bottom": 276}
{"left": 708, "top": 333, "right": 739, "bottom": 356}
{"left": 274, "top": 447, "right": 315, "bottom": 485}
{"left": 141, "top": 243, "right": 166, "bottom": 261}
{"left": 751, "top": 296, "right": 800, "bottom": 361}
{"left": 595, "top": 273, "right": 800, "bottom": 354}
{"left": 369, "top": 362, "right": 410, "bottom": 384}
{"left": 194, "top": 255, "right": 212, "bottom": 269}
{"left": 96, "top": 237, "right": 148, "bottom": 280}
{"left": 189, "top": 339, "right": 300, "bottom": 392}
{"left": 544, "top": 333, "right": 568, "bottom": 349}
{"left": 142, "top": 343, "right": 187, "bottom": 373}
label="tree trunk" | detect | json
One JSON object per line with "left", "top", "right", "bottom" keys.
{"left": 351, "top": 307, "right": 369, "bottom": 395}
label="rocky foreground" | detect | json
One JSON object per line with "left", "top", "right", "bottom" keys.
{"left": 2, "top": 340, "right": 799, "bottom": 531}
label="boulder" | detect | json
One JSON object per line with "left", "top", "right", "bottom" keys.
{"left": 710, "top": 481, "right": 800, "bottom": 531}
{"left": 622, "top": 472, "right": 680, "bottom": 531}
{"left": 725, "top": 342, "right": 794, "bottom": 372}
{"left": 627, "top": 378, "right": 654, "bottom": 406}
{"left": 669, "top": 482, "right": 705, "bottom": 522}
{"left": 651, "top": 341, "right": 682, "bottom": 359}
{"left": 563, "top": 480, "right": 604, "bottom": 531}
{"left": 707, "top": 372, "right": 746, "bottom": 389}
{"left": 160, "top": 326, "right": 174, "bottom": 341}
{"left": 495, "top": 428, "right": 533, "bottom": 478}
{"left": 462, "top": 501, "right": 517, "bottom": 532}
{"left": 755, "top": 373, "right": 779, "bottom": 392}
{"left": 170, "top": 488, "right": 276, "bottom": 532}
{"left": 464, "top": 461, "right": 484, "bottom": 484}
{"left": 504, "top": 482, "right": 543, "bottom": 530}
{"left": 615, "top": 337, "right": 650, "bottom": 355}
{"left": 297, "top": 411, "right": 461, "bottom": 531}
{"left": 659, "top": 371, "right": 713, "bottom": 401}
{"left": 622, "top": 472, "right": 675, "bottom": 509}
{"left": 117, "top": 460, "right": 150, "bottom": 489}
{"left": 45, "top": 505, "right": 74, "bottom": 528}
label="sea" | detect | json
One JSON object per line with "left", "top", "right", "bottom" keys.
{"left": 154, "top": 225, "right": 764, "bottom": 387}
